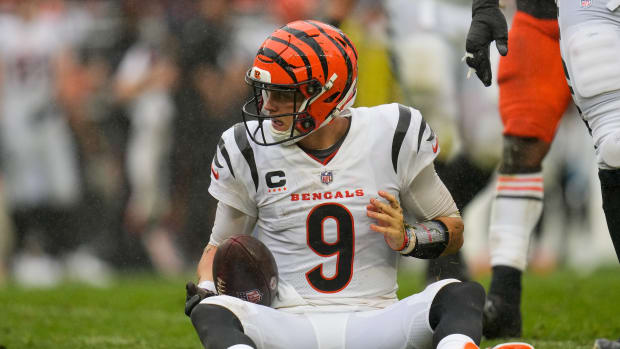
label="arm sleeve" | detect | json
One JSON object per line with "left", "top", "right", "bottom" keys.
{"left": 400, "top": 162, "right": 460, "bottom": 222}
{"left": 208, "top": 201, "right": 257, "bottom": 246}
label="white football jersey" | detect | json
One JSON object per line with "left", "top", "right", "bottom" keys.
{"left": 0, "top": 14, "right": 80, "bottom": 208}
{"left": 209, "top": 103, "right": 439, "bottom": 310}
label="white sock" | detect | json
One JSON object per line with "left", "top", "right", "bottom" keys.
{"left": 489, "top": 172, "right": 544, "bottom": 270}
{"left": 227, "top": 345, "right": 254, "bottom": 349}
{"left": 436, "top": 334, "right": 478, "bottom": 349}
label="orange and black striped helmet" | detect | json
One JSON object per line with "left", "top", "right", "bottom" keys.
{"left": 242, "top": 20, "right": 358, "bottom": 146}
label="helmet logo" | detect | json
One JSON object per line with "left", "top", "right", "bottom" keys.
{"left": 254, "top": 70, "right": 261, "bottom": 79}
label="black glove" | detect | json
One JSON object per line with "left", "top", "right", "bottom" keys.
{"left": 185, "top": 281, "right": 216, "bottom": 317}
{"left": 465, "top": 0, "right": 508, "bottom": 87}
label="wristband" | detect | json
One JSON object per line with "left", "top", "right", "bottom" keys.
{"left": 399, "top": 224, "right": 416, "bottom": 255}
{"left": 198, "top": 280, "right": 216, "bottom": 293}
{"left": 402, "top": 220, "right": 450, "bottom": 259}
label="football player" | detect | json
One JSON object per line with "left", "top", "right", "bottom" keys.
{"left": 186, "top": 20, "right": 489, "bottom": 349}
{"left": 465, "top": 0, "right": 620, "bottom": 346}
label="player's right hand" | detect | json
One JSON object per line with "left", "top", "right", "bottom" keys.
{"left": 465, "top": 0, "right": 508, "bottom": 87}
{"left": 185, "top": 281, "right": 216, "bottom": 317}
{"left": 367, "top": 190, "right": 406, "bottom": 251}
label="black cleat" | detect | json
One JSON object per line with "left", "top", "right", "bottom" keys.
{"left": 594, "top": 338, "right": 620, "bottom": 349}
{"left": 483, "top": 293, "right": 522, "bottom": 339}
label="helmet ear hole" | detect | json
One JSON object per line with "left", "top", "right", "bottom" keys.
{"left": 304, "top": 81, "right": 321, "bottom": 97}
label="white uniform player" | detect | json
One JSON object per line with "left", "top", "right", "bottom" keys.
{"left": 0, "top": 9, "right": 80, "bottom": 211}
{"left": 187, "top": 20, "right": 486, "bottom": 349}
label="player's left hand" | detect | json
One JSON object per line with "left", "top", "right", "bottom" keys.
{"left": 367, "top": 191, "right": 407, "bottom": 251}
{"left": 185, "top": 281, "right": 216, "bottom": 317}
{"left": 465, "top": 0, "right": 508, "bottom": 87}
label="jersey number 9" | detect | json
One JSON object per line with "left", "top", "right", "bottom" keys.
{"left": 305, "top": 203, "right": 355, "bottom": 293}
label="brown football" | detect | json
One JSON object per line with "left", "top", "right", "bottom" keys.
{"left": 212, "top": 234, "right": 278, "bottom": 306}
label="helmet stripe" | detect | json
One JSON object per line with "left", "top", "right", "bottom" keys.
{"left": 306, "top": 21, "right": 353, "bottom": 104}
{"left": 337, "top": 31, "right": 358, "bottom": 60}
{"left": 268, "top": 36, "right": 312, "bottom": 81}
{"left": 281, "top": 26, "right": 329, "bottom": 80}
{"left": 259, "top": 47, "right": 298, "bottom": 83}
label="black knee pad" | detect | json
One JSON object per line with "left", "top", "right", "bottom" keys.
{"left": 429, "top": 282, "right": 486, "bottom": 346}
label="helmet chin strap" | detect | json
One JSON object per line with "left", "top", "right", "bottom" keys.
{"left": 270, "top": 73, "right": 339, "bottom": 146}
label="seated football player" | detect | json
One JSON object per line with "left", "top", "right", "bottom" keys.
{"left": 186, "top": 20, "right": 488, "bottom": 349}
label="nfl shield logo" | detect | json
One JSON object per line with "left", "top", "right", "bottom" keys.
{"left": 581, "top": 0, "right": 592, "bottom": 7}
{"left": 320, "top": 171, "right": 333, "bottom": 185}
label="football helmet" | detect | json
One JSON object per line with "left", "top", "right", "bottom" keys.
{"left": 242, "top": 20, "right": 358, "bottom": 146}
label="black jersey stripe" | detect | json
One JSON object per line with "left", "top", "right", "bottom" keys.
{"left": 217, "top": 138, "right": 235, "bottom": 178}
{"left": 259, "top": 47, "right": 298, "bottom": 83}
{"left": 234, "top": 123, "right": 259, "bottom": 191}
{"left": 213, "top": 150, "right": 223, "bottom": 168}
{"left": 416, "top": 115, "right": 427, "bottom": 153}
{"left": 306, "top": 21, "right": 353, "bottom": 104}
{"left": 496, "top": 195, "right": 543, "bottom": 201}
{"left": 268, "top": 36, "right": 312, "bottom": 81}
{"left": 392, "top": 104, "right": 412, "bottom": 173}
{"left": 282, "top": 25, "right": 329, "bottom": 80}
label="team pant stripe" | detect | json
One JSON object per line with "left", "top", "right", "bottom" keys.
{"left": 268, "top": 36, "right": 312, "bottom": 81}
{"left": 217, "top": 138, "right": 235, "bottom": 178}
{"left": 496, "top": 195, "right": 543, "bottom": 201}
{"left": 392, "top": 104, "right": 412, "bottom": 173}
{"left": 497, "top": 176, "right": 542, "bottom": 182}
{"left": 281, "top": 26, "right": 329, "bottom": 80}
{"left": 233, "top": 123, "right": 259, "bottom": 191}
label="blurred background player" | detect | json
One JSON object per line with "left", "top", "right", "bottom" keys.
{"left": 113, "top": 0, "right": 183, "bottom": 276}
{"left": 0, "top": 0, "right": 106, "bottom": 286}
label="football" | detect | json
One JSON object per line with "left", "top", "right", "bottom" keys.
{"left": 212, "top": 234, "right": 279, "bottom": 306}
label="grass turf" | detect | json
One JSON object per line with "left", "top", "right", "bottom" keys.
{"left": 1, "top": 267, "right": 619, "bottom": 349}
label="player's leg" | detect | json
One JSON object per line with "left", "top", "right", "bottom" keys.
{"left": 558, "top": 2, "right": 620, "bottom": 347}
{"left": 558, "top": 0, "right": 620, "bottom": 264}
{"left": 485, "top": 10, "right": 571, "bottom": 338}
{"left": 194, "top": 295, "right": 318, "bottom": 349}
{"left": 191, "top": 303, "right": 257, "bottom": 348}
{"left": 345, "top": 279, "right": 485, "bottom": 349}
{"left": 484, "top": 135, "right": 549, "bottom": 339}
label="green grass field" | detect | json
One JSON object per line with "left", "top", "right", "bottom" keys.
{"left": 1, "top": 267, "right": 619, "bottom": 349}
